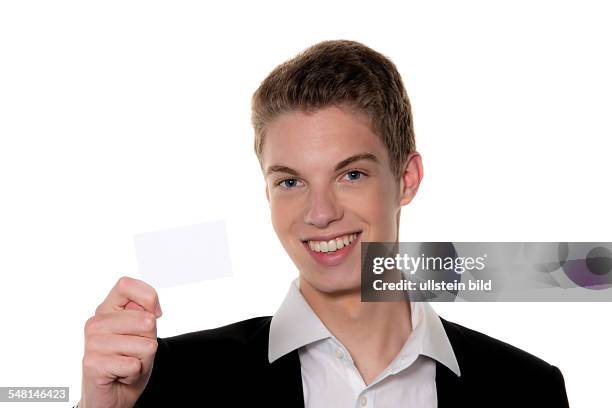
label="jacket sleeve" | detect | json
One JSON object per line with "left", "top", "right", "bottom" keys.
{"left": 133, "top": 337, "right": 176, "bottom": 407}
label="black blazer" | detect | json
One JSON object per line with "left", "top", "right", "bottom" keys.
{"left": 135, "top": 316, "right": 570, "bottom": 407}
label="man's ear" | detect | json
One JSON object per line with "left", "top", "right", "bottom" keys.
{"left": 398, "top": 152, "right": 424, "bottom": 206}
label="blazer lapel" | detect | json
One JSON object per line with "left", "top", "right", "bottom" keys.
{"left": 266, "top": 349, "right": 305, "bottom": 407}
{"left": 250, "top": 318, "right": 305, "bottom": 407}
{"left": 435, "top": 360, "right": 465, "bottom": 407}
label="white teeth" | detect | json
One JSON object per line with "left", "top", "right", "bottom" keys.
{"left": 306, "top": 233, "right": 359, "bottom": 253}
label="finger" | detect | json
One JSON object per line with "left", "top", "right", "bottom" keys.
{"left": 86, "top": 309, "right": 158, "bottom": 338}
{"left": 84, "top": 353, "right": 144, "bottom": 386}
{"left": 86, "top": 333, "right": 158, "bottom": 365}
{"left": 96, "top": 276, "right": 162, "bottom": 317}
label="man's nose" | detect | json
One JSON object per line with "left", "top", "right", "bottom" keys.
{"left": 303, "top": 189, "right": 343, "bottom": 228}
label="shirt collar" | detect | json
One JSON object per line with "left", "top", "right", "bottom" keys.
{"left": 268, "top": 278, "right": 461, "bottom": 377}
{"left": 268, "top": 278, "right": 332, "bottom": 364}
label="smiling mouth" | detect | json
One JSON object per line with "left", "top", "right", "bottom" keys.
{"left": 302, "top": 231, "right": 362, "bottom": 253}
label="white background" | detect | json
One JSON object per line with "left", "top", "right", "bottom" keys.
{"left": 1, "top": 1, "right": 610, "bottom": 406}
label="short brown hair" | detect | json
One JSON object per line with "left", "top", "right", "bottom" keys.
{"left": 251, "top": 39, "right": 416, "bottom": 182}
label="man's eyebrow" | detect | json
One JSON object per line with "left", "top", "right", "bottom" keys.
{"left": 333, "top": 153, "right": 380, "bottom": 172}
{"left": 264, "top": 153, "right": 380, "bottom": 177}
{"left": 265, "top": 165, "right": 300, "bottom": 177}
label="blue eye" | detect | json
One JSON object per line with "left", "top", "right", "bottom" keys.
{"left": 345, "top": 170, "right": 365, "bottom": 181}
{"left": 277, "top": 178, "right": 301, "bottom": 189}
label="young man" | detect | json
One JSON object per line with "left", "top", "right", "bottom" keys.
{"left": 78, "top": 40, "right": 570, "bottom": 407}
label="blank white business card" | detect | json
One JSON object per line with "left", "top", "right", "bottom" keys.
{"left": 133, "top": 220, "right": 232, "bottom": 288}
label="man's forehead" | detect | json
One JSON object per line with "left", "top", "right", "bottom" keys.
{"left": 260, "top": 105, "right": 389, "bottom": 174}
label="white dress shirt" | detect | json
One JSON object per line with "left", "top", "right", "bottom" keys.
{"left": 269, "top": 279, "right": 461, "bottom": 408}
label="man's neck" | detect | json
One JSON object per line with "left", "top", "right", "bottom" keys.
{"left": 299, "top": 276, "right": 413, "bottom": 385}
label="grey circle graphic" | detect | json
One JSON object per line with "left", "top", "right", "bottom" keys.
{"left": 586, "top": 247, "right": 612, "bottom": 276}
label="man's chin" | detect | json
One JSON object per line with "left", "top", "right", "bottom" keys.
{"left": 300, "top": 272, "right": 361, "bottom": 297}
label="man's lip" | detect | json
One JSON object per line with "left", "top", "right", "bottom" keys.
{"left": 301, "top": 230, "right": 362, "bottom": 242}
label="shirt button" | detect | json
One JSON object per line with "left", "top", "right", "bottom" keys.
{"left": 359, "top": 395, "right": 368, "bottom": 406}
{"left": 335, "top": 348, "right": 344, "bottom": 359}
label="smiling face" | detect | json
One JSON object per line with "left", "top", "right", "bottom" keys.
{"left": 262, "top": 104, "right": 422, "bottom": 295}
